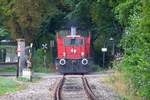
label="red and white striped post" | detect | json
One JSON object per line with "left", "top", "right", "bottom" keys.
{"left": 16, "top": 39, "right": 26, "bottom": 77}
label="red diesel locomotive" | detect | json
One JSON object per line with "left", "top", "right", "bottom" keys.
{"left": 55, "top": 27, "right": 92, "bottom": 74}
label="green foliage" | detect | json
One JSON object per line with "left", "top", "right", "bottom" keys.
{"left": 0, "top": 27, "right": 10, "bottom": 37}
{"left": 32, "top": 48, "right": 51, "bottom": 73}
{"left": 0, "top": 0, "right": 15, "bottom": 16}
{"left": 0, "top": 0, "right": 13, "bottom": 37}
{"left": 0, "top": 0, "right": 59, "bottom": 42}
{"left": 32, "top": 48, "right": 44, "bottom": 68}
{"left": 115, "top": 0, "right": 150, "bottom": 98}
{"left": 90, "top": 0, "right": 122, "bottom": 52}
{"left": 114, "top": 0, "right": 140, "bottom": 26}
{"left": 33, "top": 66, "right": 51, "bottom": 73}
{"left": 64, "top": 0, "right": 93, "bottom": 29}
{"left": 0, "top": 66, "right": 16, "bottom": 72}
{"left": 92, "top": 64, "right": 105, "bottom": 72}
{"left": 93, "top": 36, "right": 103, "bottom": 52}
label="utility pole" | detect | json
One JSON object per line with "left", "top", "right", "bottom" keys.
{"left": 42, "top": 43, "right": 48, "bottom": 67}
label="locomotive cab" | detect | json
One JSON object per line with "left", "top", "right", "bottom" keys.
{"left": 56, "top": 27, "right": 92, "bottom": 74}
{"left": 63, "top": 36, "right": 85, "bottom": 59}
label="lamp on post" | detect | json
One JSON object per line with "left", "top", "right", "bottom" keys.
{"left": 109, "top": 37, "right": 115, "bottom": 56}
{"left": 101, "top": 46, "right": 107, "bottom": 67}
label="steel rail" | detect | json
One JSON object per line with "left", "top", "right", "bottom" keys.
{"left": 54, "top": 75, "right": 96, "bottom": 100}
{"left": 54, "top": 75, "right": 65, "bottom": 100}
{"left": 82, "top": 75, "right": 97, "bottom": 100}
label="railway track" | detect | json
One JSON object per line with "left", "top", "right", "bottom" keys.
{"left": 54, "top": 75, "right": 97, "bottom": 100}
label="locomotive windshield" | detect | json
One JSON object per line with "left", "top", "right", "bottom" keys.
{"left": 64, "top": 38, "right": 84, "bottom": 46}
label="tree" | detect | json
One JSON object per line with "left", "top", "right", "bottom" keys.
{"left": 90, "top": 0, "right": 122, "bottom": 52}
{"left": 0, "top": 0, "right": 59, "bottom": 43}
{"left": 0, "top": 0, "right": 15, "bottom": 38}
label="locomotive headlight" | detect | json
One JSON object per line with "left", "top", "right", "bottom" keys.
{"left": 81, "top": 52, "right": 84, "bottom": 57}
{"left": 59, "top": 59, "right": 66, "bottom": 65}
{"left": 71, "top": 48, "right": 74, "bottom": 53}
{"left": 74, "top": 49, "right": 77, "bottom": 53}
{"left": 81, "top": 58, "right": 88, "bottom": 65}
{"left": 63, "top": 52, "right": 66, "bottom": 57}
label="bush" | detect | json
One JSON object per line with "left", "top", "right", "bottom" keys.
{"left": 0, "top": 66, "right": 16, "bottom": 72}
{"left": 32, "top": 48, "right": 52, "bottom": 73}
{"left": 114, "top": 1, "right": 150, "bottom": 99}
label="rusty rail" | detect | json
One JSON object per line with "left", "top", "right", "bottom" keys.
{"left": 54, "top": 75, "right": 96, "bottom": 100}
{"left": 54, "top": 75, "right": 65, "bottom": 100}
{"left": 82, "top": 75, "right": 97, "bottom": 100}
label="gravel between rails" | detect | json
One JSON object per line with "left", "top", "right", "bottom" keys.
{"left": 0, "top": 74, "right": 62, "bottom": 100}
{"left": 61, "top": 76, "right": 89, "bottom": 100}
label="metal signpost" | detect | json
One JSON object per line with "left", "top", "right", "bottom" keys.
{"left": 101, "top": 48, "right": 107, "bottom": 67}
{"left": 50, "top": 40, "right": 54, "bottom": 63}
{"left": 42, "top": 43, "right": 48, "bottom": 67}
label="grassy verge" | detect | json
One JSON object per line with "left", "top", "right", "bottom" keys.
{"left": 0, "top": 66, "right": 16, "bottom": 72}
{"left": 92, "top": 64, "right": 108, "bottom": 72}
{"left": 0, "top": 77, "right": 23, "bottom": 95}
{"left": 104, "top": 70, "right": 142, "bottom": 100}
{"left": 33, "top": 66, "right": 51, "bottom": 73}
{"left": 32, "top": 64, "right": 54, "bottom": 73}
{"left": 17, "top": 76, "right": 41, "bottom": 82}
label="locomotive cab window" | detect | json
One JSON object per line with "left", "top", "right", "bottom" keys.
{"left": 71, "top": 39, "right": 75, "bottom": 45}
{"left": 64, "top": 38, "right": 84, "bottom": 46}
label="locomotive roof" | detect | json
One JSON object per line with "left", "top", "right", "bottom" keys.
{"left": 56, "top": 30, "right": 90, "bottom": 36}
{"left": 66, "top": 35, "right": 81, "bottom": 38}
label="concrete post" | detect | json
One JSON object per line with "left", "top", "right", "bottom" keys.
{"left": 16, "top": 39, "right": 26, "bottom": 76}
